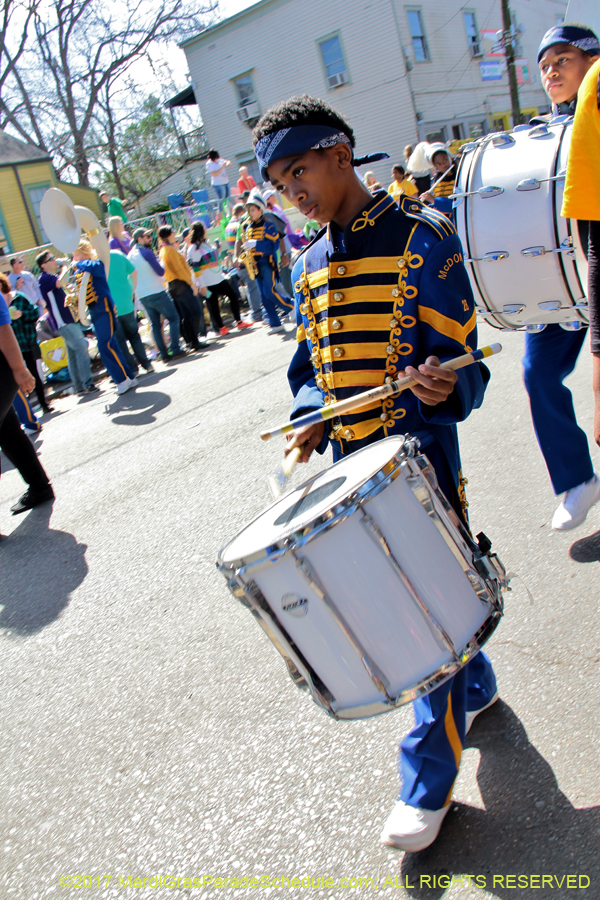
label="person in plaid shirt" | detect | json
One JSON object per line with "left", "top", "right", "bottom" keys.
{"left": 0, "top": 273, "right": 53, "bottom": 415}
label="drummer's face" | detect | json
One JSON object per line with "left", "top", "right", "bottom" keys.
{"left": 539, "top": 44, "right": 599, "bottom": 104}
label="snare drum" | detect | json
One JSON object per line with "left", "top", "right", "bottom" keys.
{"left": 454, "top": 118, "right": 588, "bottom": 330}
{"left": 217, "top": 436, "right": 508, "bottom": 720}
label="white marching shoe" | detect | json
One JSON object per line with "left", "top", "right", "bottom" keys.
{"left": 380, "top": 800, "right": 450, "bottom": 852}
{"left": 465, "top": 690, "right": 499, "bottom": 734}
{"left": 551, "top": 474, "right": 600, "bottom": 531}
{"left": 116, "top": 376, "right": 137, "bottom": 395}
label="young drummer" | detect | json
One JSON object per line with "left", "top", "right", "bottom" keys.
{"left": 523, "top": 24, "right": 600, "bottom": 530}
{"left": 252, "top": 95, "right": 497, "bottom": 852}
{"left": 239, "top": 188, "right": 293, "bottom": 334}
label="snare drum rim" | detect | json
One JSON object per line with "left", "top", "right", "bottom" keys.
{"left": 216, "top": 435, "right": 414, "bottom": 576}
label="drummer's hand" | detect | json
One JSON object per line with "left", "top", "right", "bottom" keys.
{"left": 285, "top": 422, "right": 325, "bottom": 463}
{"left": 420, "top": 191, "right": 434, "bottom": 204}
{"left": 405, "top": 356, "right": 457, "bottom": 406}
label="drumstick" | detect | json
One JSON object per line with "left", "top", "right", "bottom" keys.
{"left": 268, "top": 445, "right": 303, "bottom": 499}
{"left": 260, "top": 344, "right": 502, "bottom": 441}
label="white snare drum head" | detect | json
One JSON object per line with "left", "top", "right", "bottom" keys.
{"left": 220, "top": 436, "right": 405, "bottom": 565}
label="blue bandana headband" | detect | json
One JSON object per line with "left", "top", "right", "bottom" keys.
{"left": 254, "top": 124, "right": 388, "bottom": 181}
{"left": 537, "top": 23, "right": 600, "bottom": 62}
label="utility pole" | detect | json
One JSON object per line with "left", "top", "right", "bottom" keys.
{"left": 501, "top": 0, "right": 522, "bottom": 126}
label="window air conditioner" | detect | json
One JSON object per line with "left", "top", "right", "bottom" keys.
{"left": 237, "top": 101, "right": 259, "bottom": 122}
{"left": 327, "top": 72, "right": 348, "bottom": 89}
{"left": 470, "top": 41, "right": 483, "bottom": 57}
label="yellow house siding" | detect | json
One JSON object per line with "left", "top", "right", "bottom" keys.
{"left": 60, "top": 183, "right": 102, "bottom": 218}
{"left": 0, "top": 157, "right": 102, "bottom": 255}
{"left": 0, "top": 167, "right": 37, "bottom": 250}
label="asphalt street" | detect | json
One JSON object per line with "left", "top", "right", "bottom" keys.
{"left": 0, "top": 320, "right": 598, "bottom": 900}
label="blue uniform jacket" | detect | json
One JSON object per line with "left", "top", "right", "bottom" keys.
{"left": 241, "top": 216, "right": 280, "bottom": 267}
{"left": 288, "top": 191, "right": 489, "bottom": 485}
{"left": 74, "top": 259, "right": 115, "bottom": 313}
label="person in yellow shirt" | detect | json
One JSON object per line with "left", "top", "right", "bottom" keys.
{"left": 158, "top": 226, "right": 208, "bottom": 351}
{"left": 387, "top": 164, "right": 418, "bottom": 202}
{"left": 562, "top": 56, "right": 600, "bottom": 448}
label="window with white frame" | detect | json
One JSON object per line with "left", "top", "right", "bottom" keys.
{"left": 233, "top": 72, "right": 259, "bottom": 125}
{"left": 234, "top": 72, "right": 256, "bottom": 107}
{"left": 28, "top": 184, "right": 51, "bottom": 243}
{"left": 406, "top": 10, "right": 429, "bottom": 62}
{"left": 463, "top": 12, "right": 481, "bottom": 56}
{"left": 319, "top": 34, "right": 348, "bottom": 89}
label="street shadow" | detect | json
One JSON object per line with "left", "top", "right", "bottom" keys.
{"left": 104, "top": 388, "right": 171, "bottom": 426}
{"left": 0, "top": 502, "right": 88, "bottom": 635}
{"left": 396, "top": 702, "right": 598, "bottom": 899}
{"left": 569, "top": 530, "right": 600, "bottom": 563}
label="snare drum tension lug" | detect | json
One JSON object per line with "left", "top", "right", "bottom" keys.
{"left": 476, "top": 531, "right": 492, "bottom": 554}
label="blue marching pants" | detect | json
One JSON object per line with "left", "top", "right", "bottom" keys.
{"left": 396, "top": 439, "right": 498, "bottom": 811}
{"left": 256, "top": 261, "right": 293, "bottom": 328}
{"left": 522, "top": 325, "right": 593, "bottom": 495}
{"left": 13, "top": 389, "right": 41, "bottom": 433}
{"left": 88, "top": 298, "right": 134, "bottom": 385}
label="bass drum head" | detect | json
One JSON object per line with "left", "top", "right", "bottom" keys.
{"left": 219, "top": 435, "right": 406, "bottom": 567}
{"left": 456, "top": 121, "right": 587, "bottom": 329}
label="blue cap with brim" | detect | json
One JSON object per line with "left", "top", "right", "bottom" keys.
{"left": 537, "top": 23, "right": 600, "bottom": 63}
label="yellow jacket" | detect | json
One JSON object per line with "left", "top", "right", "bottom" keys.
{"left": 562, "top": 59, "right": 600, "bottom": 221}
{"left": 159, "top": 244, "right": 193, "bottom": 285}
{"left": 388, "top": 178, "right": 418, "bottom": 201}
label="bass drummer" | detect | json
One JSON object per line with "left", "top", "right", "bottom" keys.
{"left": 522, "top": 24, "right": 600, "bottom": 530}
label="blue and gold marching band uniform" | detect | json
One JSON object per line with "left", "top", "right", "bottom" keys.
{"left": 74, "top": 260, "right": 133, "bottom": 386}
{"left": 288, "top": 190, "right": 497, "bottom": 812}
{"left": 241, "top": 215, "right": 292, "bottom": 328}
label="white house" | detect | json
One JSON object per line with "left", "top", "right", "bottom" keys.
{"left": 179, "top": 0, "right": 566, "bottom": 190}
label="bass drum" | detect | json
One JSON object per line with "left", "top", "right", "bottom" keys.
{"left": 454, "top": 117, "right": 588, "bottom": 330}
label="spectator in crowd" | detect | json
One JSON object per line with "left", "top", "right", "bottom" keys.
{"left": 419, "top": 144, "right": 457, "bottom": 216}
{"left": 158, "top": 225, "right": 208, "bottom": 352}
{"left": 72, "top": 240, "right": 137, "bottom": 396}
{"left": 180, "top": 228, "right": 191, "bottom": 254}
{"left": 99, "top": 191, "right": 128, "bottom": 224}
{"left": 363, "top": 171, "right": 377, "bottom": 190}
{"left": 36, "top": 250, "right": 99, "bottom": 396}
{"left": 206, "top": 149, "right": 231, "bottom": 203}
{"left": 404, "top": 144, "right": 414, "bottom": 167}
{"left": 107, "top": 248, "right": 154, "bottom": 377}
{"left": 1, "top": 274, "right": 53, "bottom": 415}
{"left": 187, "top": 220, "right": 249, "bottom": 336}
{"left": 388, "top": 164, "right": 418, "bottom": 202}
{"left": 128, "top": 229, "right": 185, "bottom": 361}
{"left": 108, "top": 216, "right": 133, "bottom": 254}
{"left": 237, "top": 165, "right": 256, "bottom": 196}
{"left": 0, "top": 291, "right": 54, "bottom": 520}
{"left": 8, "top": 257, "right": 44, "bottom": 314}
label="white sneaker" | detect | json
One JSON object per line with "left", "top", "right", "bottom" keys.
{"left": 116, "top": 377, "right": 134, "bottom": 395}
{"left": 267, "top": 325, "right": 285, "bottom": 335}
{"left": 380, "top": 800, "right": 450, "bottom": 852}
{"left": 465, "top": 690, "right": 499, "bottom": 734}
{"left": 551, "top": 474, "right": 600, "bottom": 531}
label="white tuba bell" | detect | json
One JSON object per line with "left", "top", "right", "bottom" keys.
{"left": 40, "top": 188, "right": 112, "bottom": 327}
{"left": 39, "top": 188, "right": 111, "bottom": 276}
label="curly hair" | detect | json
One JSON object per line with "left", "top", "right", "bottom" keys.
{"left": 252, "top": 94, "right": 355, "bottom": 148}
{"left": 0, "top": 272, "right": 10, "bottom": 295}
